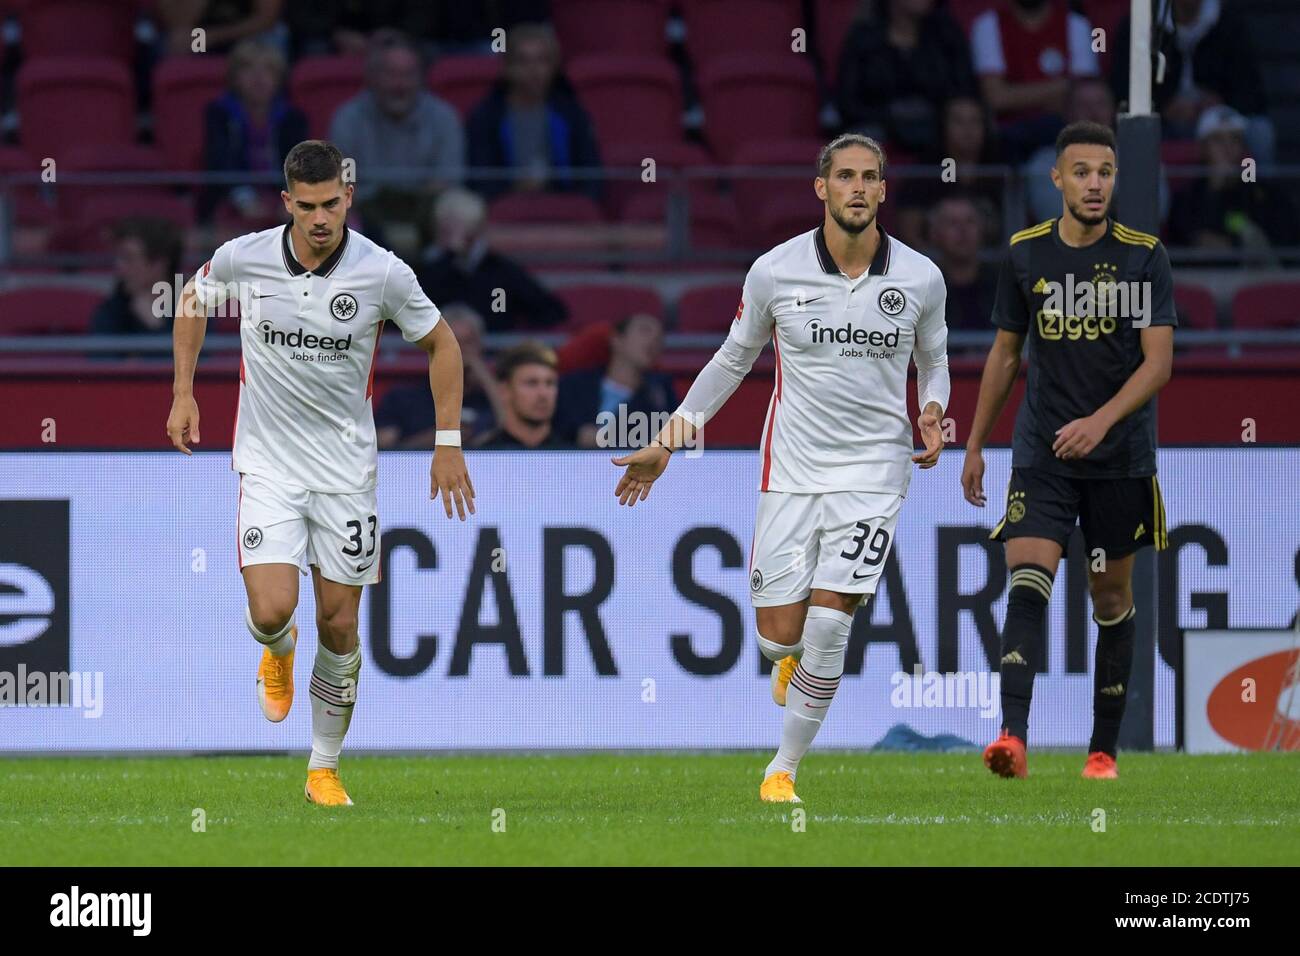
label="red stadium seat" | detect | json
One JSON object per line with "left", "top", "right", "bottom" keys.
{"left": 488, "top": 192, "right": 605, "bottom": 224}
{"left": 621, "top": 191, "right": 740, "bottom": 253}
{"left": 568, "top": 55, "right": 683, "bottom": 148}
{"left": 815, "top": 0, "right": 867, "bottom": 84}
{"left": 729, "top": 138, "right": 826, "bottom": 219}
{"left": 17, "top": 57, "right": 136, "bottom": 158}
{"left": 1230, "top": 282, "right": 1300, "bottom": 330}
{"left": 0, "top": 286, "right": 104, "bottom": 335}
{"left": 676, "top": 282, "right": 743, "bottom": 332}
{"left": 153, "top": 55, "right": 231, "bottom": 171}
{"left": 552, "top": 0, "right": 670, "bottom": 58}
{"left": 428, "top": 55, "right": 501, "bottom": 118}
{"left": 56, "top": 192, "right": 195, "bottom": 255}
{"left": 755, "top": 192, "right": 823, "bottom": 248}
{"left": 555, "top": 283, "right": 664, "bottom": 330}
{"left": 681, "top": 0, "right": 804, "bottom": 66}
{"left": 0, "top": 146, "right": 44, "bottom": 219}
{"left": 600, "top": 141, "right": 716, "bottom": 218}
{"left": 16, "top": 0, "right": 136, "bottom": 61}
{"left": 696, "top": 56, "right": 820, "bottom": 162}
{"left": 1173, "top": 283, "right": 1218, "bottom": 330}
{"left": 289, "top": 55, "right": 366, "bottom": 138}
{"left": 54, "top": 145, "right": 170, "bottom": 215}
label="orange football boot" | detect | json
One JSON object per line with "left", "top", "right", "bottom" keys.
{"left": 255, "top": 627, "right": 296, "bottom": 722}
{"left": 1082, "top": 751, "right": 1118, "bottom": 779}
{"left": 760, "top": 771, "right": 802, "bottom": 803}
{"left": 305, "top": 768, "right": 354, "bottom": 806}
{"left": 983, "top": 729, "right": 1028, "bottom": 778}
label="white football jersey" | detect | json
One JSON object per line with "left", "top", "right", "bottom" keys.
{"left": 193, "top": 224, "right": 441, "bottom": 493}
{"left": 734, "top": 225, "right": 948, "bottom": 495}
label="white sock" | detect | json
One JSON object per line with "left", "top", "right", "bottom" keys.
{"left": 308, "top": 644, "right": 361, "bottom": 771}
{"left": 246, "top": 606, "right": 295, "bottom": 657}
{"left": 766, "top": 606, "right": 853, "bottom": 779}
{"left": 757, "top": 632, "right": 803, "bottom": 663}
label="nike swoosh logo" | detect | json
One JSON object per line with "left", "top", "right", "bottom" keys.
{"left": 355, "top": 561, "right": 375, "bottom": 573}
{"left": 252, "top": 293, "right": 280, "bottom": 298}
{"left": 852, "top": 570, "right": 874, "bottom": 580}
{"left": 799, "top": 295, "right": 825, "bottom": 304}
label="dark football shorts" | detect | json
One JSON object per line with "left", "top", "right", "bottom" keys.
{"left": 990, "top": 467, "right": 1167, "bottom": 557}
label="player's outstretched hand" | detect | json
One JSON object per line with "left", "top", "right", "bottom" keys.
{"left": 611, "top": 445, "right": 671, "bottom": 507}
{"left": 911, "top": 409, "right": 943, "bottom": 469}
{"left": 166, "top": 394, "right": 201, "bottom": 455}
{"left": 961, "top": 447, "right": 986, "bottom": 506}
{"left": 1053, "top": 414, "right": 1107, "bottom": 460}
{"left": 431, "top": 446, "right": 476, "bottom": 520}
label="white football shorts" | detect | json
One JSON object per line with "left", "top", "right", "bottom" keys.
{"left": 748, "top": 490, "right": 904, "bottom": 606}
{"left": 236, "top": 473, "right": 381, "bottom": 587}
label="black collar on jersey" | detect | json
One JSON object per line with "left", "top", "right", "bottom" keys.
{"left": 814, "top": 222, "right": 891, "bottom": 277}
{"left": 281, "top": 223, "right": 349, "bottom": 278}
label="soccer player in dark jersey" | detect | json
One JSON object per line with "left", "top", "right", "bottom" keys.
{"left": 960, "top": 121, "right": 1175, "bottom": 779}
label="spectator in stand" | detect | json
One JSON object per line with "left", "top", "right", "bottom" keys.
{"left": 969, "top": 0, "right": 1099, "bottom": 161}
{"left": 555, "top": 313, "right": 675, "bottom": 449}
{"left": 1166, "top": 106, "right": 1298, "bottom": 265}
{"left": 1024, "top": 78, "right": 1169, "bottom": 225}
{"left": 836, "top": 0, "right": 978, "bottom": 159}
{"left": 895, "top": 96, "right": 1003, "bottom": 251}
{"left": 472, "top": 342, "right": 571, "bottom": 449}
{"left": 376, "top": 304, "right": 501, "bottom": 448}
{"left": 202, "top": 39, "right": 308, "bottom": 223}
{"left": 284, "top": 0, "right": 436, "bottom": 57}
{"left": 926, "top": 194, "right": 998, "bottom": 336}
{"left": 158, "top": 0, "right": 285, "bottom": 55}
{"left": 1111, "top": 0, "right": 1274, "bottom": 165}
{"left": 417, "top": 188, "right": 567, "bottom": 333}
{"left": 90, "top": 218, "right": 183, "bottom": 335}
{"left": 466, "top": 23, "right": 602, "bottom": 202}
{"left": 330, "top": 30, "right": 465, "bottom": 256}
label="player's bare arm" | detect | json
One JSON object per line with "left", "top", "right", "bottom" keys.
{"left": 166, "top": 278, "right": 206, "bottom": 455}
{"left": 417, "top": 320, "right": 476, "bottom": 520}
{"left": 962, "top": 328, "right": 1025, "bottom": 505}
{"left": 1053, "top": 325, "right": 1174, "bottom": 460}
{"left": 611, "top": 413, "right": 698, "bottom": 506}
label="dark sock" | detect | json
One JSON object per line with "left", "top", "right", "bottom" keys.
{"left": 1088, "top": 606, "right": 1136, "bottom": 757}
{"left": 998, "top": 564, "right": 1054, "bottom": 742}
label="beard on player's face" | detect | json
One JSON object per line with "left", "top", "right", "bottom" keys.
{"left": 829, "top": 200, "right": 875, "bottom": 235}
{"left": 1065, "top": 195, "right": 1110, "bottom": 226}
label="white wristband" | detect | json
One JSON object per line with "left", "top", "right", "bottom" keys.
{"left": 435, "top": 430, "right": 462, "bottom": 447}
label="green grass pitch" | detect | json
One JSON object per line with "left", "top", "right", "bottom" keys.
{"left": 1, "top": 752, "right": 1296, "bottom": 866}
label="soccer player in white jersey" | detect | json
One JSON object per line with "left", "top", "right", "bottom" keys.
{"left": 613, "top": 135, "right": 950, "bottom": 802}
{"left": 166, "top": 141, "right": 474, "bottom": 806}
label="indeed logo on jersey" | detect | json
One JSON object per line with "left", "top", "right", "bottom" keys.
{"left": 804, "top": 319, "right": 899, "bottom": 359}
{"left": 258, "top": 320, "right": 352, "bottom": 353}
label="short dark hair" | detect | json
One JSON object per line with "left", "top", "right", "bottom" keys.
{"left": 496, "top": 342, "right": 558, "bottom": 383}
{"left": 284, "top": 139, "right": 344, "bottom": 189}
{"left": 1055, "top": 120, "right": 1116, "bottom": 158}
{"left": 111, "top": 216, "right": 182, "bottom": 276}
